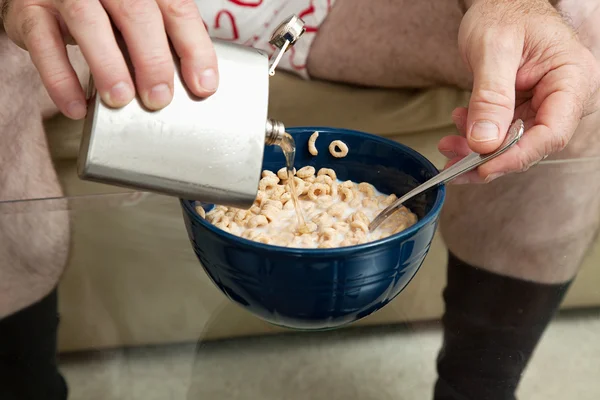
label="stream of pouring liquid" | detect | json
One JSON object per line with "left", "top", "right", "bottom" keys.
{"left": 278, "top": 133, "right": 306, "bottom": 227}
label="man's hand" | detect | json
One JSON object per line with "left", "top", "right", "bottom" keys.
{"left": 1, "top": 0, "right": 218, "bottom": 119}
{"left": 439, "top": 0, "right": 600, "bottom": 183}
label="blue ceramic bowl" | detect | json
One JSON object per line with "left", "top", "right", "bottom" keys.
{"left": 180, "top": 127, "right": 445, "bottom": 330}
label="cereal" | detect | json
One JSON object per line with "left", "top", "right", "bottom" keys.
{"left": 328, "top": 203, "right": 346, "bottom": 218}
{"left": 339, "top": 187, "right": 354, "bottom": 202}
{"left": 363, "top": 198, "right": 378, "bottom": 208}
{"left": 317, "top": 195, "right": 334, "bottom": 208}
{"left": 250, "top": 205, "right": 261, "bottom": 215}
{"left": 330, "top": 182, "right": 339, "bottom": 197}
{"left": 350, "top": 220, "right": 369, "bottom": 233}
{"left": 277, "top": 167, "right": 296, "bottom": 181}
{"left": 201, "top": 165, "right": 418, "bottom": 248}
{"left": 317, "top": 168, "right": 337, "bottom": 180}
{"left": 262, "top": 170, "right": 277, "bottom": 179}
{"left": 358, "top": 182, "right": 375, "bottom": 197}
{"left": 259, "top": 176, "right": 279, "bottom": 192}
{"left": 242, "top": 230, "right": 260, "bottom": 240}
{"left": 297, "top": 166, "right": 316, "bottom": 179}
{"left": 206, "top": 209, "right": 225, "bottom": 223}
{"left": 329, "top": 140, "right": 349, "bottom": 158}
{"left": 315, "top": 175, "right": 334, "bottom": 186}
{"left": 308, "top": 132, "right": 319, "bottom": 156}
{"left": 307, "top": 183, "right": 331, "bottom": 200}
{"left": 248, "top": 215, "right": 268, "bottom": 228}
{"left": 234, "top": 210, "right": 247, "bottom": 224}
{"left": 195, "top": 205, "right": 206, "bottom": 218}
{"left": 349, "top": 198, "right": 362, "bottom": 208}
{"left": 286, "top": 177, "right": 307, "bottom": 195}
{"left": 380, "top": 194, "right": 398, "bottom": 207}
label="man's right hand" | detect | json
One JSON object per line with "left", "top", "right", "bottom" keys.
{"left": 1, "top": 0, "right": 218, "bottom": 119}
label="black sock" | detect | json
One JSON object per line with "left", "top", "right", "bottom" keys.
{"left": 434, "top": 252, "right": 572, "bottom": 400}
{"left": 0, "top": 288, "right": 68, "bottom": 400}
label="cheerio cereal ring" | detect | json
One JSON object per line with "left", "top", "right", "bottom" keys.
{"left": 308, "top": 132, "right": 319, "bottom": 156}
{"left": 329, "top": 140, "right": 349, "bottom": 158}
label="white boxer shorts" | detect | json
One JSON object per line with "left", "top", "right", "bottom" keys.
{"left": 196, "top": 0, "right": 336, "bottom": 79}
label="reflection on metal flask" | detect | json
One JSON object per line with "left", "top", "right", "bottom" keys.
{"left": 78, "top": 15, "right": 305, "bottom": 209}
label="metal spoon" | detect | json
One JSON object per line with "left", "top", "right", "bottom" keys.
{"left": 369, "top": 119, "right": 525, "bottom": 232}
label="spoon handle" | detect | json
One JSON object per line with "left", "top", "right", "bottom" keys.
{"left": 368, "top": 119, "right": 525, "bottom": 232}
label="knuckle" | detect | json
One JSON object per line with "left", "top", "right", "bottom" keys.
{"left": 477, "top": 28, "right": 519, "bottom": 56}
{"left": 136, "top": 51, "right": 174, "bottom": 76}
{"left": 550, "top": 133, "right": 569, "bottom": 154}
{"left": 118, "top": 0, "right": 155, "bottom": 22}
{"left": 1, "top": 0, "right": 13, "bottom": 21}
{"left": 516, "top": 152, "right": 534, "bottom": 173}
{"left": 61, "top": 0, "right": 95, "bottom": 25}
{"left": 44, "top": 68, "right": 75, "bottom": 92}
{"left": 19, "top": 14, "right": 37, "bottom": 38}
{"left": 9, "top": 4, "right": 37, "bottom": 35}
{"left": 470, "top": 88, "right": 514, "bottom": 112}
{"left": 165, "top": 0, "right": 199, "bottom": 19}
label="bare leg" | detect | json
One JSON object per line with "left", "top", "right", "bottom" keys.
{"left": 440, "top": 0, "right": 600, "bottom": 284}
{"left": 306, "top": 1, "right": 600, "bottom": 399}
{"left": 308, "top": 0, "right": 600, "bottom": 284}
{"left": 308, "top": 0, "right": 472, "bottom": 89}
{"left": 0, "top": 33, "right": 71, "bottom": 319}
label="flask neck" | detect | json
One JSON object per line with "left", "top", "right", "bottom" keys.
{"left": 264, "top": 119, "right": 286, "bottom": 146}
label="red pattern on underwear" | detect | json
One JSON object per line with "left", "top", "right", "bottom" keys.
{"left": 289, "top": 47, "right": 305, "bottom": 70}
{"left": 213, "top": 10, "right": 240, "bottom": 41}
{"left": 200, "top": 1, "right": 330, "bottom": 77}
{"left": 298, "top": 0, "right": 319, "bottom": 33}
{"left": 227, "top": 0, "right": 264, "bottom": 6}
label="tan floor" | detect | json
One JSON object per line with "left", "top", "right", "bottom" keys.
{"left": 59, "top": 309, "right": 600, "bottom": 400}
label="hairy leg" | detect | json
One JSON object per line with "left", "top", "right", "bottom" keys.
{"left": 440, "top": 0, "right": 600, "bottom": 284}
{"left": 0, "top": 32, "right": 70, "bottom": 318}
{"left": 308, "top": 0, "right": 472, "bottom": 89}
{"left": 307, "top": 1, "right": 600, "bottom": 398}
{"left": 308, "top": 0, "right": 600, "bottom": 284}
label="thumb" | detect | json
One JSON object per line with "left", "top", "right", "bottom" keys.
{"left": 466, "top": 43, "right": 520, "bottom": 154}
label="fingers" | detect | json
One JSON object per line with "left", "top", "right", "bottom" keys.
{"left": 478, "top": 90, "right": 581, "bottom": 179}
{"left": 531, "top": 71, "right": 585, "bottom": 147}
{"left": 6, "top": 0, "right": 216, "bottom": 114}
{"left": 465, "top": 33, "right": 521, "bottom": 154}
{"left": 451, "top": 107, "right": 468, "bottom": 135}
{"left": 100, "top": 0, "right": 175, "bottom": 110}
{"left": 54, "top": 0, "right": 135, "bottom": 108}
{"left": 16, "top": 5, "right": 87, "bottom": 119}
{"left": 438, "top": 135, "right": 471, "bottom": 159}
{"left": 157, "top": 0, "right": 219, "bottom": 97}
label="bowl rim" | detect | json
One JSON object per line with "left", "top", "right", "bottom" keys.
{"left": 180, "top": 126, "right": 446, "bottom": 256}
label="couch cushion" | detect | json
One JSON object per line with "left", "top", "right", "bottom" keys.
{"left": 268, "top": 72, "right": 471, "bottom": 137}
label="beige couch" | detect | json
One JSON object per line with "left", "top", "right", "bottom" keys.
{"left": 43, "top": 72, "right": 600, "bottom": 354}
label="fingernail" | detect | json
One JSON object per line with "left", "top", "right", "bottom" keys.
{"left": 108, "top": 81, "right": 134, "bottom": 106}
{"left": 485, "top": 172, "right": 505, "bottom": 183}
{"left": 66, "top": 100, "right": 87, "bottom": 119}
{"left": 450, "top": 175, "right": 471, "bottom": 185}
{"left": 198, "top": 68, "right": 218, "bottom": 92}
{"left": 471, "top": 121, "right": 499, "bottom": 142}
{"left": 146, "top": 83, "right": 173, "bottom": 109}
